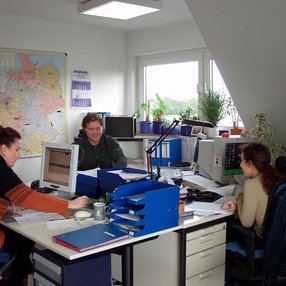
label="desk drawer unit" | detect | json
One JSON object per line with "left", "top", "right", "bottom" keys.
{"left": 33, "top": 249, "right": 111, "bottom": 286}
{"left": 185, "top": 222, "right": 226, "bottom": 285}
{"left": 186, "top": 265, "right": 224, "bottom": 286}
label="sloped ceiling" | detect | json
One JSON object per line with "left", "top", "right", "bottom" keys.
{"left": 185, "top": 0, "right": 286, "bottom": 145}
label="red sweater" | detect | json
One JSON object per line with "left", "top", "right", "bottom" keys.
{"left": 0, "top": 183, "right": 68, "bottom": 248}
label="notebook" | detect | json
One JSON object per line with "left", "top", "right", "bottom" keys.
{"left": 53, "top": 224, "right": 129, "bottom": 252}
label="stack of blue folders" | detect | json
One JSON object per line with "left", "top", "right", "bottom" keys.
{"left": 108, "top": 180, "right": 179, "bottom": 237}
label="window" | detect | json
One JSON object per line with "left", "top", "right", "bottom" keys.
{"left": 210, "top": 60, "right": 243, "bottom": 128}
{"left": 137, "top": 50, "right": 206, "bottom": 123}
{"left": 137, "top": 50, "right": 242, "bottom": 128}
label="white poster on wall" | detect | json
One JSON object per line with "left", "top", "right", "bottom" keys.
{"left": 72, "top": 69, "right": 92, "bottom": 107}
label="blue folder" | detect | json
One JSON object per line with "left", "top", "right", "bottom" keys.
{"left": 53, "top": 224, "right": 129, "bottom": 252}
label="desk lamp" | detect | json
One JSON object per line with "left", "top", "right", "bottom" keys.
{"left": 145, "top": 119, "right": 180, "bottom": 179}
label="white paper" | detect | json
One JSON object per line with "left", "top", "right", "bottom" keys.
{"left": 185, "top": 201, "right": 229, "bottom": 214}
{"left": 108, "top": 170, "right": 149, "bottom": 181}
{"left": 77, "top": 168, "right": 100, "bottom": 177}
{"left": 204, "top": 185, "right": 235, "bottom": 197}
{"left": 183, "top": 175, "right": 220, "bottom": 189}
{"left": 116, "top": 213, "right": 141, "bottom": 222}
{"left": 46, "top": 218, "right": 84, "bottom": 229}
{"left": 14, "top": 213, "right": 65, "bottom": 226}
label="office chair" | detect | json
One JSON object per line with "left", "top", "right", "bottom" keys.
{"left": 225, "top": 222, "right": 265, "bottom": 285}
{"left": 0, "top": 251, "right": 17, "bottom": 282}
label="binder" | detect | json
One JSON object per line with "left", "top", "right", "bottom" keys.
{"left": 52, "top": 224, "right": 129, "bottom": 252}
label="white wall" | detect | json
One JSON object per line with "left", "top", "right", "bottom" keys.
{"left": 0, "top": 13, "right": 126, "bottom": 182}
{"left": 125, "top": 19, "right": 206, "bottom": 116}
{"left": 185, "top": 0, "right": 286, "bottom": 145}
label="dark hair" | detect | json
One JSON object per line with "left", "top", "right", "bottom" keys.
{"left": 240, "top": 142, "right": 277, "bottom": 194}
{"left": 0, "top": 125, "right": 21, "bottom": 147}
{"left": 82, "top": 113, "right": 104, "bottom": 129}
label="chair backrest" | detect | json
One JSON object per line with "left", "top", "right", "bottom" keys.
{"left": 262, "top": 179, "right": 286, "bottom": 283}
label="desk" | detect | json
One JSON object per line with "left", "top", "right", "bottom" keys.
{"left": 0, "top": 218, "right": 180, "bottom": 286}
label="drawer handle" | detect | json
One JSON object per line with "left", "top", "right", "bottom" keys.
{"left": 200, "top": 248, "right": 214, "bottom": 258}
{"left": 200, "top": 233, "right": 214, "bottom": 243}
{"left": 199, "top": 270, "right": 214, "bottom": 279}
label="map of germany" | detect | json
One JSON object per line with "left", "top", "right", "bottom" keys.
{"left": 0, "top": 49, "right": 66, "bottom": 156}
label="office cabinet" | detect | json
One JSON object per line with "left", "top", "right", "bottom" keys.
{"left": 184, "top": 222, "right": 226, "bottom": 286}
{"left": 33, "top": 249, "right": 111, "bottom": 286}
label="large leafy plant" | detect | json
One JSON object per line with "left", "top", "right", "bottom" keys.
{"left": 152, "top": 93, "right": 166, "bottom": 121}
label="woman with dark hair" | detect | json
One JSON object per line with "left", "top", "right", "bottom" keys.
{"left": 0, "top": 126, "right": 89, "bottom": 286}
{"left": 222, "top": 142, "right": 278, "bottom": 240}
{"left": 74, "top": 113, "right": 127, "bottom": 170}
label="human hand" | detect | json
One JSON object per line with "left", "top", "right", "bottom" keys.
{"left": 68, "top": 196, "right": 89, "bottom": 210}
{"left": 221, "top": 200, "right": 237, "bottom": 212}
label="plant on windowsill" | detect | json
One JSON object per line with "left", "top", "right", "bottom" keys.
{"left": 200, "top": 89, "right": 226, "bottom": 137}
{"left": 226, "top": 96, "right": 242, "bottom": 135}
{"left": 133, "top": 100, "right": 153, "bottom": 134}
{"left": 179, "top": 107, "right": 194, "bottom": 136}
{"left": 200, "top": 89, "right": 226, "bottom": 127}
{"left": 242, "top": 113, "right": 286, "bottom": 163}
{"left": 152, "top": 93, "right": 167, "bottom": 134}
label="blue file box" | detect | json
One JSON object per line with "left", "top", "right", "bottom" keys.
{"left": 97, "top": 167, "right": 148, "bottom": 191}
{"left": 108, "top": 180, "right": 179, "bottom": 237}
{"left": 75, "top": 174, "right": 100, "bottom": 198}
{"left": 149, "top": 138, "right": 182, "bottom": 166}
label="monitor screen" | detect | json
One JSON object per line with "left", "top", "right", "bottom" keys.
{"left": 198, "top": 136, "right": 258, "bottom": 184}
{"left": 104, "top": 116, "right": 136, "bottom": 137}
{"left": 39, "top": 142, "right": 79, "bottom": 198}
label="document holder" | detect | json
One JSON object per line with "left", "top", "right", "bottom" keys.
{"left": 108, "top": 180, "right": 179, "bottom": 237}
{"left": 75, "top": 174, "right": 100, "bottom": 198}
{"left": 97, "top": 167, "right": 148, "bottom": 191}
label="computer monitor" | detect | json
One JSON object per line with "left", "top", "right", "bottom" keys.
{"left": 39, "top": 142, "right": 79, "bottom": 199}
{"left": 198, "top": 136, "right": 258, "bottom": 184}
{"left": 104, "top": 116, "right": 136, "bottom": 137}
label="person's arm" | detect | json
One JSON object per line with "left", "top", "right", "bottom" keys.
{"left": 108, "top": 137, "right": 128, "bottom": 167}
{"left": 235, "top": 179, "right": 257, "bottom": 228}
{"left": 6, "top": 183, "right": 89, "bottom": 216}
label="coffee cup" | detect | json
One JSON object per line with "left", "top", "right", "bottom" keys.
{"left": 93, "top": 202, "right": 108, "bottom": 221}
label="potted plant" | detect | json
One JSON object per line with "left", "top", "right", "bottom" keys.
{"left": 179, "top": 107, "right": 194, "bottom": 136}
{"left": 134, "top": 100, "right": 153, "bottom": 134}
{"left": 200, "top": 89, "right": 226, "bottom": 137}
{"left": 242, "top": 113, "right": 286, "bottom": 163}
{"left": 161, "top": 119, "right": 180, "bottom": 135}
{"left": 226, "top": 96, "right": 242, "bottom": 135}
{"left": 152, "top": 93, "right": 167, "bottom": 134}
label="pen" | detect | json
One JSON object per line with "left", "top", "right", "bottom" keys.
{"left": 104, "top": 231, "right": 115, "bottom": 237}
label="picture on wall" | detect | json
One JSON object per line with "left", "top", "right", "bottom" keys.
{"left": 0, "top": 48, "right": 67, "bottom": 156}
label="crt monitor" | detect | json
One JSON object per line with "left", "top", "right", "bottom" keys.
{"left": 104, "top": 116, "right": 136, "bottom": 137}
{"left": 39, "top": 142, "right": 79, "bottom": 198}
{"left": 198, "top": 136, "right": 258, "bottom": 184}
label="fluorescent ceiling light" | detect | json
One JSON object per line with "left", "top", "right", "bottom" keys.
{"left": 78, "top": 0, "right": 163, "bottom": 20}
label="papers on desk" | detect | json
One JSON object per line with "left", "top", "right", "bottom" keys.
{"left": 183, "top": 175, "right": 220, "bottom": 190}
{"left": 185, "top": 202, "right": 229, "bottom": 215}
{"left": 14, "top": 212, "right": 65, "bottom": 226}
{"left": 205, "top": 185, "right": 235, "bottom": 197}
{"left": 77, "top": 167, "right": 100, "bottom": 177}
{"left": 107, "top": 170, "right": 149, "bottom": 181}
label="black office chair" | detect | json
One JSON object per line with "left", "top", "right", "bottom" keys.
{"left": 225, "top": 222, "right": 265, "bottom": 285}
{"left": 0, "top": 251, "right": 18, "bottom": 283}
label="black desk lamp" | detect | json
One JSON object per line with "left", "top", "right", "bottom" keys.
{"left": 145, "top": 119, "right": 180, "bottom": 179}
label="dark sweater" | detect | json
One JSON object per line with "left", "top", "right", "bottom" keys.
{"left": 74, "top": 134, "right": 127, "bottom": 170}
